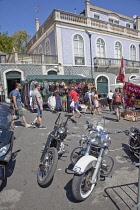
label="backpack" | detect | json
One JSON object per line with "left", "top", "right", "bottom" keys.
{"left": 9, "top": 90, "right": 14, "bottom": 103}
{"left": 84, "top": 92, "right": 89, "bottom": 102}
{"left": 114, "top": 93, "right": 122, "bottom": 104}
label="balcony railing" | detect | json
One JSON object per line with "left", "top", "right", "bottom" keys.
{"left": 5, "top": 53, "right": 58, "bottom": 64}
{"left": 18, "top": 54, "right": 58, "bottom": 64}
{"left": 94, "top": 57, "right": 140, "bottom": 68}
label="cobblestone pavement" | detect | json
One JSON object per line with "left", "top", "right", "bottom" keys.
{"left": 0, "top": 107, "right": 139, "bottom": 210}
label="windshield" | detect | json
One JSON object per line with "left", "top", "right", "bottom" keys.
{"left": 0, "top": 111, "right": 12, "bottom": 129}
{"left": 96, "top": 116, "right": 106, "bottom": 130}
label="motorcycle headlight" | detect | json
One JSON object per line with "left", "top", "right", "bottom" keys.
{"left": 90, "top": 132, "right": 101, "bottom": 146}
{"left": 58, "top": 127, "right": 65, "bottom": 134}
{"left": 101, "top": 135, "right": 111, "bottom": 146}
{"left": 81, "top": 134, "right": 88, "bottom": 141}
{"left": 0, "top": 144, "right": 10, "bottom": 157}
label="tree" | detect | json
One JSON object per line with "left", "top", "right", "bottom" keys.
{"left": 0, "top": 32, "right": 14, "bottom": 52}
{"left": 12, "top": 30, "right": 31, "bottom": 53}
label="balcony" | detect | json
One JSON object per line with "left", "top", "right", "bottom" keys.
{"left": 94, "top": 57, "right": 140, "bottom": 73}
{"left": 7, "top": 53, "right": 58, "bottom": 64}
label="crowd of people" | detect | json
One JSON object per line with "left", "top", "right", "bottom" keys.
{"left": 10, "top": 81, "right": 137, "bottom": 129}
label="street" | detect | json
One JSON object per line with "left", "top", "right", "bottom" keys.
{"left": 0, "top": 108, "right": 139, "bottom": 210}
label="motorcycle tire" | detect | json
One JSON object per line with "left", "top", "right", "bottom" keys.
{"left": 128, "top": 137, "right": 135, "bottom": 153}
{"left": 72, "top": 166, "right": 97, "bottom": 201}
{"left": 37, "top": 147, "right": 58, "bottom": 186}
{"left": 70, "top": 146, "right": 83, "bottom": 165}
{"left": 100, "top": 154, "right": 114, "bottom": 177}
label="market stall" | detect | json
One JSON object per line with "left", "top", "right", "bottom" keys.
{"left": 22, "top": 74, "right": 92, "bottom": 111}
{"left": 123, "top": 81, "right": 140, "bottom": 121}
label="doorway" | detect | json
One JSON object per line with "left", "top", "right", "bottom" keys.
{"left": 97, "top": 76, "right": 108, "bottom": 94}
{"left": 6, "top": 71, "right": 21, "bottom": 97}
{"left": 7, "top": 79, "right": 21, "bottom": 97}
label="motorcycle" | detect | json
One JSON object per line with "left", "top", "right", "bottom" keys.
{"left": 37, "top": 109, "right": 77, "bottom": 186}
{"left": 0, "top": 102, "right": 14, "bottom": 184}
{"left": 128, "top": 126, "right": 140, "bottom": 158}
{"left": 70, "top": 116, "right": 130, "bottom": 201}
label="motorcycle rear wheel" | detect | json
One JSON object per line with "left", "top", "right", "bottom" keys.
{"left": 72, "top": 167, "right": 97, "bottom": 201}
{"left": 37, "top": 147, "right": 58, "bottom": 186}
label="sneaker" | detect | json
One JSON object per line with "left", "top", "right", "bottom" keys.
{"left": 31, "top": 122, "right": 36, "bottom": 128}
{"left": 25, "top": 124, "right": 32, "bottom": 128}
{"left": 39, "top": 126, "right": 46, "bottom": 129}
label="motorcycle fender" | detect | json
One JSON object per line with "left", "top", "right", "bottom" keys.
{"left": 73, "top": 155, "right": 97, "bottom": 174}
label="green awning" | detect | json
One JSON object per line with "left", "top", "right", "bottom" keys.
{"left": 26, "top": 75, "right": 90, "bottom": 82}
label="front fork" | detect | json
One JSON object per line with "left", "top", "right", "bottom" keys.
{"left": 91, "top": 147, "right": 104, "bottom": 184}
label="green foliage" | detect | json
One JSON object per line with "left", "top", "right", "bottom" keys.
{"left": 0, "top": 32, "right": 14, "bottom": 53}
{"left": 12, "top": 30, "right": 31, "bottom": 53}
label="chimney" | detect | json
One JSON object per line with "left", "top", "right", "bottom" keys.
{"left": 85, "top": 0, "right": 90, "bottom": 17}
{"left": 35, "top": 18, "right": 40, "bottom": 31}
{"left": 136, "top": 16, "right": 140, "bottom": 31}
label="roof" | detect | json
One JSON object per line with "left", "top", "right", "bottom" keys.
{"left": 90, "top": 5, "right": 134, "bottom": 22}
{"left": 26, "top": 75, "right": 90, "bottom": 82}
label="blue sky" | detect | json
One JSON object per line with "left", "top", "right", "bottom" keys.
{"left": 0, "top": 0, "right": 140, "bottom": 38}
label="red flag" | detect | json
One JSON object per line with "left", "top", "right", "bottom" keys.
{"left": 117, "top": 57, "right": 125, "bottom": 83}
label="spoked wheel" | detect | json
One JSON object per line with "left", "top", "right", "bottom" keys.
{"left": 72, "top": 167, "right": 97, "bottom": 201}
{"left": 100, "top": 154, "right": 114, "bottom": 177}
{"left": 128, "top": 137, "right": 136, "bottom": 153}
{"left": 70, "top": 147, "right": 84, "bottom": 165}
{"left": 37, "top": 147, "right": 58, "bottom": 186}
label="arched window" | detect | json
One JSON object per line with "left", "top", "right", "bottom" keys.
{"left": 130, "top": 44, "right": 136, "bottom": 61}
{"left": 34, "top": 50, "right": 37, "bottom": 54}
{"left": 115, "top": 41, "right": 122, "bottom": 59}
{"left": 96, "top": 38, "right": 105, "bottom": 58}
{"left": 38, "top": 45, "right": 43, "bottom": 54}
{"left": 73, "top": 34, "right": 85, "bottom": 65}
{"left": 45, "top": 39, "right": 50, "bottom": 55}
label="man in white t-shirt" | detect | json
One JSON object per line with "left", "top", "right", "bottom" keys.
{"left": 107, "top": 90, "right": 114, "bottom": 111}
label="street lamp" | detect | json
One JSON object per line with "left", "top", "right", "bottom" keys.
{"left": 85, "top": 30, "right": 93, "bottom": 82}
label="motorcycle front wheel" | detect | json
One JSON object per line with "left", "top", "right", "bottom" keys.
{"left": 37, "top": 147, "right": 58, "bottom": 186}
{"left": 70, "top": 146, "right": 83, "bottom": 165}
{"left": 72, "top": 167, "right": 97, "bottom": 201}
{"left": 128, "top": 137, "right": 135, "bottom": 153}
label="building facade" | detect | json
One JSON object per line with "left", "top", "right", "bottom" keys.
{"left": 0, "top": 0, "right": 140, "bottom": 97}
{"left": 27, "top": 0, "right": 140, "bottom": 93}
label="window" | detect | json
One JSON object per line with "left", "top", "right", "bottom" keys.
{"left": 114, "top": 41, "right": 122, "bottom": 65}
{"left": 45, "top": 39, "right": 50, "bottom": 55}
{"left": 115, "top": 41, "right": 122, "bottom": 59}
{"left": 130, "top": 44, "right": 136, "bottom": 61}
{"left": 126, "top": 23, "right": 130, "bottom": 28}
{"left": 73, "top": 34, "right": 85, "bottom": 65}
{"left": 96, "top": 38, "right": 106, "bottom": 58}
{"left": 114, "top": 20, "right": 119, "bottom": 25}
{"left": 94, "top": 14, "right": 100, "bottom": 20}
{"left": 38, "top": 45, "right": 43, "bottom": 54}
{"left": 108, "top": 18, "right": 113, "bottom": 24}
{"left": 108, "top": 18, "right": 119, "bottom": 25}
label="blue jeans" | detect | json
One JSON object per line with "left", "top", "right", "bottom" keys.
{"left": 36, "top": 106, "right": 42, "bottom": 116}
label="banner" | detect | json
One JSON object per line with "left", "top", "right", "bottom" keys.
{"left": 123, "top": 82, "right": 140, "bottom": 95}
{"left": 117, "top": 57, "right": 125, "bottom": 83}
